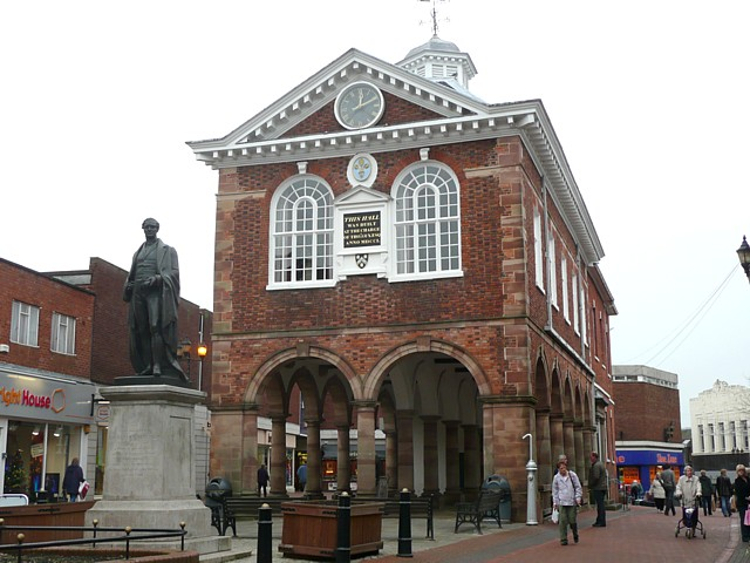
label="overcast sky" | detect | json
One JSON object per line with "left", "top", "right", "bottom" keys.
{"left": 3, "top": 1, "right": 749, "bottom": 426}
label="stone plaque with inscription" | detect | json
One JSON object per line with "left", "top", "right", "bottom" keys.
{"left": 343, "top": 211, "right": 381, "bottom": 248}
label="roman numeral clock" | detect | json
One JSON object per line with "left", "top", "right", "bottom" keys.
{"left": 334, "top": 81, "right": 385, "bottom": 130}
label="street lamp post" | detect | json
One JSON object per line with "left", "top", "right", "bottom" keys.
{"left": 737, "top": 236, "right": 750, "bottom": 282}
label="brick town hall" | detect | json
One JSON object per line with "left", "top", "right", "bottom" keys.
{"left": 188, "top": 33, "right": 618, "bottom": 522}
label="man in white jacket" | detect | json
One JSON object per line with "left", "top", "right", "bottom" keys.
{"left": 552, "top": 461, "right": 583, "bottom": 546}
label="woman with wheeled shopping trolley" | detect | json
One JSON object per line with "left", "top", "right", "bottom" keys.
{"left": 675, "top": 465, "right": 705, "bottom": 539}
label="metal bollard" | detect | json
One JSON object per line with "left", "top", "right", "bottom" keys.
{"left": 257, "top": 503, "right": 273, "bottom": 563}
{"left": 397, "top": 488, "right": 413, "bottom": 558}
{"left": 336, "top": 492, "right": 352, "bottom": 563}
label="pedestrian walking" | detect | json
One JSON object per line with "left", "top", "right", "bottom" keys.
{"left": 698, "top": 469, "right": 713, "bottom": 516}
{"left": 661, "top": 464, "right": 677, "bottom": 516}
{"left": 552, "top": 460, "right": 582, "bottom": 546}
{"left": 63, "top": 458, "right": 85, "bottom": 502}
{"left": 716, "top": 468, "right": 733, "bottom": 517}
{"left": 734, "top": 464, "right": 750, "bottom": 542}
{"left": 296, "top": 462, "right": 307, "bottom": 493}
{"left": 650, "top": 469, "right": 666, "bottom": 512}
{"left": 589, "top": 452, "right": 607, "bottom": 527}
{"left": 257, "top": 464, "right": 269, "bottom": 497}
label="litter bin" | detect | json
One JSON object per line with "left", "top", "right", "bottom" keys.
{"left": 484, "top": 474, "right": 511, "bottom": 521}
{"left": 205, "top": 477, "right": 233, "bottom": 505}
{"left": 205, "top": 478, "right": 233, "bottom": 534}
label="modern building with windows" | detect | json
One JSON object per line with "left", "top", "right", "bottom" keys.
{"left": 189, "top": 35, "right": 618, "bottom": 521}
{"left": 690, "top": 379, "right": 750, "bottom": 474}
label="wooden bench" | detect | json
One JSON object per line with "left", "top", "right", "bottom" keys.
{"left": 353, "top": 494, "right": 434, "bottom": 540}
{"left": 454, "top": 489, "right": 504, "bottom": 534}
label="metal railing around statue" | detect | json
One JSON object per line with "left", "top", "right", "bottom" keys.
{"left": 0, "top": 518, "right": 188, "bottom": 562}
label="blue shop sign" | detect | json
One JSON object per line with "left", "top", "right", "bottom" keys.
{"left": 616, "top": 450, "right": 684, "bottom": 466}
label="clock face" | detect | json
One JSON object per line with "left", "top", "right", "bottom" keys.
{"left": 335, "top": 82, "right": 385, "bottom": 130}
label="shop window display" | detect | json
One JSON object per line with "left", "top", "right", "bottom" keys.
{"left": 3, "top": 421, "right": 82, "bottom": 501}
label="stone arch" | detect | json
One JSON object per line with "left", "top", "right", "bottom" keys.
{"left": 551, "top": 367, "right": 563, "bottom": 416}
{"left": 534, "top": 352, "right": 550, "bottom": 410}
{"left": 364, "top": 338, "right": 490, "bottom": 400}
{"left": 321, "top": 375, "right": 353, "bottom": 427}
{"left": 243, "top": 343, "right": 360, "bottom": 404}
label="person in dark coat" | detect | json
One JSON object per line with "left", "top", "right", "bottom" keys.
{"left": 698, "top": 469, "right": 713, "bottom": 516}
{"left": 716, "top": 468, "right": 733, "bottom": 517}
{"left": 588, "top": 452, "right": 607, "bottom": 527}
{"left": 257, "top": 464, "right": 269, "bottom": 497}
{"left": 63, "top": 458, "right": 85, "bottom": 502}
{"left": 734, "top": 464, "right": 750, "bottom": 542}
{"left": 661, "top": 464, "right": 677, "bottom": 516}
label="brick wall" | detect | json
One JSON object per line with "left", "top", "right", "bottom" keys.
{"left": 0, "top": 258, "right": 94, "bottom": 378}
{"left": 613, "top": 381, "right": 681, "bottom": 442}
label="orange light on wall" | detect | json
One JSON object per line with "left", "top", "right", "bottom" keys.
{"left": 197, "top": 343, "right": 208, "bottom": 359}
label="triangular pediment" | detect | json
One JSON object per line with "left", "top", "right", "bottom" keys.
{"left": 334, "top": 185, "right": 392, "bottom": 207}
{"left": 187, "top": 48, "right": 495, "bottom": 154}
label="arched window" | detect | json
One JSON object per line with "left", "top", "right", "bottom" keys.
{"left": 392, "top": 161, "right": 461, "bottom": 278}
{"left": 270, "top": 176, "right": 333, "bottom": 287}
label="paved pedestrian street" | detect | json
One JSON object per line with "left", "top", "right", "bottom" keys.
{"left": 207, "top": 504, "right": 746, "bottom": 563}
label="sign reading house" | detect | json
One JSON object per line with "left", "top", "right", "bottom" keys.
{"left": 343, "top": 211, "right": 381, "bottom": 248}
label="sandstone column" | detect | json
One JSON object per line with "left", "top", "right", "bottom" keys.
{"left": 355, "top": 402, "right": 377, "bottom": 495}
{"left": 421, "top": 415, "right": 441, "bottom": 498}
{"left": 337, "top": 424, "right": 351, "bottom": 493}
{"left": 385, "top": 429, "right": 398, "bottom": 497}
{"left": 563, "top": 418, "right": 576, "bottom": 471}
{"left": 304, "top": 418, "right": 324, "bottom": 499}
{"left": 397, "top": 410, "right": 415, "bottom": 492}
{"left": 535, "top": 408, "right": 552, "bottom": 510}
{"left": 270, "top": 415, "right": 288, "bottom": 496}
{"left": 443, "top": 420, "right": 461, "bottom": 503}
{"left": 463, "top": 423, "right": 481, "bottom": 499}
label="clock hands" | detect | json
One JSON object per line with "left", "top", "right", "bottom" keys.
{"left": 353, "top": 96, "right": 379, "bottom": 111}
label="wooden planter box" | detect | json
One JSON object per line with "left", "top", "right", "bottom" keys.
{"left": 0, "top": 500, "right": 95, "bottom": 543}
{"left": 279, "top": 501, "right": 384, "bottom": 559}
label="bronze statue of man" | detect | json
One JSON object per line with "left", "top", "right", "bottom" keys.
{"left": 123, "top": 218, "right": 187, "bottom": 382}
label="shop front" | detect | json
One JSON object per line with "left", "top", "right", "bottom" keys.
{"left": 0, "top": 367, "right": 95, "bottom": 502}
{"left": 616, "top": 448, "right": 684, "bottom": 495}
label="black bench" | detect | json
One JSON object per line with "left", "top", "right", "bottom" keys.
{"left": 208, "top": 496, "right": 287, "bottom": 536}
{"left": 354, "top": 494, "right": 434, "bottom": 540}
{"left": 454, "top": 489, "right": 503, "bottom": 534}
{"left": 208, "top": 493, "right": 434, "bottom": 539}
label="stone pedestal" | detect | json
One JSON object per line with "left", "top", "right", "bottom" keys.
{"left": 86, "top": 385, "right": 230, "bottom": 554}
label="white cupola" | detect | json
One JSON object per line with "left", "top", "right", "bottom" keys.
{"left": 397, "top": 35, "right": 478, "bottom": 90}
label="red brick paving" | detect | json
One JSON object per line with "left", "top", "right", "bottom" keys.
{"left": 371, "top": 505, "right": 740, "bottom": 563}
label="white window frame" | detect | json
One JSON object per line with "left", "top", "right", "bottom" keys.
{"left": 391, "top": 161, "right": 462, "bottom": 281}
{"left": 561, "top": 257, "right": 569, "bottom": 323}
{"left": 581, "top": 284, "right": 588, "bottom": 345}
{"left": 51, "top": 312, "right": 76, "bottom": 355}
{"left": 548, "top": 238, "right": 557, "bottom": 308}
{"left": 268, "top": 175, "right": 335, "bottom": 290}
{"left": 10, "top": 300, "right": 40, "bottom": 347}
{"left": 572, "top": 274, "right": 579, "bottom": 334}
{"left": 533, "top": 208, "right": 544, "bottom": 290}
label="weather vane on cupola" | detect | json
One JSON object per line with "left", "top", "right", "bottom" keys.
{"left": 419, "top": 0, "right": 450, "bottom": 36}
